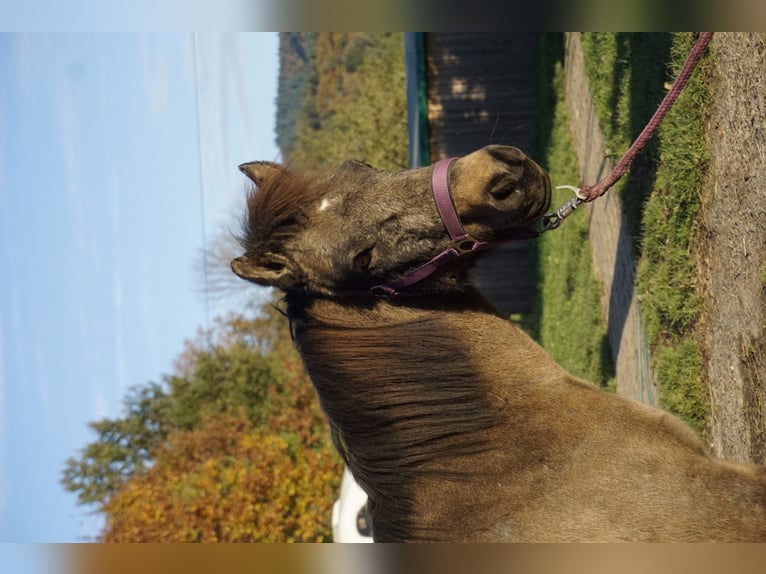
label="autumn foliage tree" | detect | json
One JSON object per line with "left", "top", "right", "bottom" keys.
{"left": 101, "top": 410, "right": 339, "bottom": 542}
{"left": 62, "top": 303, "right": 342, "bottom": 542}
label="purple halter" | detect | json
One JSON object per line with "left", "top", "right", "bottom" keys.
{"left": 370, "top": 157, "right": 496, "bottom": 297}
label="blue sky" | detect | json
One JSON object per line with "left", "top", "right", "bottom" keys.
{"left": 0, "top": 33, "right": 278, "bottom": 542}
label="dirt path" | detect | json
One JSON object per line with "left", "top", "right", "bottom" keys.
{"left": 563, "top": 33, "right": 657, "bottom": 406}
{"left": 564, "top": 33, "right": 766, "bottom": 464}
{"left": 699, "top": 33, "right": 766, "bottom": 464}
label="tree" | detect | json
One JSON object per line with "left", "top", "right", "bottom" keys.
{"left": 101, "top": 410, "right": 340, "bottom": 542}
{"left": 61, "top": 382, "right": 172, "bottom": 506}
{"left": 276, "top": 33, "right": 317, "bottom": 157}
{"left": 277, "top": 32, "right": 408, "bottom": 169}
{"left": 62, "top": 303, "right": 342, "bottom": 540}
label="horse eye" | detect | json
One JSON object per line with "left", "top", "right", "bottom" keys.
{"left": 353, "top": 246, "right": 374, "bottom": 271}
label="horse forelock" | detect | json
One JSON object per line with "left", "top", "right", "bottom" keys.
{"left": 238, "top": 168, "right": 324, "bottom": 253}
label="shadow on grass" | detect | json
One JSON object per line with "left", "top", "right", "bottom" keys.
{"left": 612, "top": 33, "right": 673, "bottom": 247}
{"left": 526, "top": 32, "right": 564, "bottom": 344}
{"left": 527, "top": 33, "right": 617, "bottom": 388}
{"left": 530, "top": 33, "right": 677, "bottom": 389}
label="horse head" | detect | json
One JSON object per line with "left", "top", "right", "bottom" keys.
{"left": 231, "top": 145, "right": 550, "bottom": 296}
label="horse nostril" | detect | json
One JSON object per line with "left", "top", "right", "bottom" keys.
{"left": 490, "top": 186, "right": 519, "bottom": 201}
{"left": 488, "top": 177, "right": 522, "bottom": 202}
{"left": 487, "top": 170, "right": 524, "bottom": 202}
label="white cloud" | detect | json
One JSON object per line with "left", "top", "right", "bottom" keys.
{"left": 51, "top": 43, "right": 103, "bottom": 420}
{"left": 93, "top": 389, "right": 108, "bottom": 421}
{"left": 8, "top": 285, "right": 26, "bottom": 394}
{"left": 139, "top": 262, "right": 159, "bottom": 369}
{"left": 0, "top": 107, "right": 6, "bottom": 213}
{"left": 193, "top": 33, "right": 280, "bottom": 234}
{"left": 27, "top": 308, "right": 53, "bottom": 419}
{"left": 224, "top": 34, "right": 257, "bottom": 157}
{"left": 110, "top": 177, "right": 120, "bottom": 234}
{"left": 0, "top": 309, "right": 8, "bottom": 541}
{"left": 53, "top": 48, "right": 86, "bottom": 254}
{"left": 31, "top": 332, "right": 51, "bottom": 416}
{"left": 14, "top": 34, "right": 52, "bottom": 110}
{"left": 113, "top": 269, "right": 123, "bottom": 314}
{"left": 141, "top": 35, "right": 170, "bottom": 116}
{"left": 113, "top": 265, "right": 128, "bottom": 395}
{"left": 185, "top": 33, "right": 278, "bottom": 315}
{"left": 109, "top": 178, "right": 129, "bottom": 397}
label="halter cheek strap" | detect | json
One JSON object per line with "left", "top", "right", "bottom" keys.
{"left": 431, "top": 157, "right": 470, "bottom": 243}
{"left": 371, "top": 157, "right": 494, "bottom": 297}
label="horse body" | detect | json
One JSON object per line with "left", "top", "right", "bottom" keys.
{"left": 287, "top": 291, "right": 766, "bottom": 541}
{"left": 232, "top": 145, "right": 766, "bottom": 541}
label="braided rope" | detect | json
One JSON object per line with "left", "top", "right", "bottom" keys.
{"left": 579, "top": 32, "right": 713, "bottom": 202}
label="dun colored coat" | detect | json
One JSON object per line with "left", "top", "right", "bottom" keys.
{"left": 232, "top": 145, "right": 766, "bottom": 542}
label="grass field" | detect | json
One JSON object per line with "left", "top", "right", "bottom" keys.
{"left": 575, "top": 33, "right": 711, "bottom": 431}
{"left": 528, "top": 35, "right": 615, "bottom": 391}
{"left": 528, "top": 33, "right": 711, "bottom": 430}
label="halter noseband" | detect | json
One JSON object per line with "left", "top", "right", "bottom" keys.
{"left": 370, "top": 157, "right": 496, "bottom": 297}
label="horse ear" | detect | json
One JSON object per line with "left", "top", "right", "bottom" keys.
{"left": 238, "top": 161, "right": 284, "bottom": 186}
{"left": 231, "top": 254, "right": 296, "bottom": 290}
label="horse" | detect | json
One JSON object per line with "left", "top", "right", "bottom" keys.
{"left": 231, "top": 145, "right": 766, "bottom": 542}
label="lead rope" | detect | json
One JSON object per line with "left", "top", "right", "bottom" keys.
{"left": 542, "top": 32, "right": 714, "bottom": 232}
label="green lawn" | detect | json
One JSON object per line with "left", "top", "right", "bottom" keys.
{"left": 528, "top": 33, "right": 712, "bottom": 431}
{"left": 579, "top": 33, "right": 711, "bottom": 432}
{"left": 527, "top": 34, "right": 615, "bottom": 391}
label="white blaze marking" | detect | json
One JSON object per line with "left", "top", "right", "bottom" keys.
{"left": 318, "top": 197, "right": 334, "bottom": 212}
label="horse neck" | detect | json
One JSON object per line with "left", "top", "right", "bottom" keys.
{"left": 287, "top": 285, "right": 495, "bottom": 323}
{"left": 285, "top": 288, "right": 563, "bottom": 540}
{"left": 286, "top": 287, "right": 561, "bottom": 393}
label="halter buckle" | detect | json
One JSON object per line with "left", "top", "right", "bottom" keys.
{"left": 454, "top": 239, "right": 478, "bottom": 254}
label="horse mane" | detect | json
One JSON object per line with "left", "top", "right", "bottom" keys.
{"left": 286, "top": 294, "right": 504, "bottom": 541}
{"left": 238, "top": 166, "right": 324, "bottom": 253}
